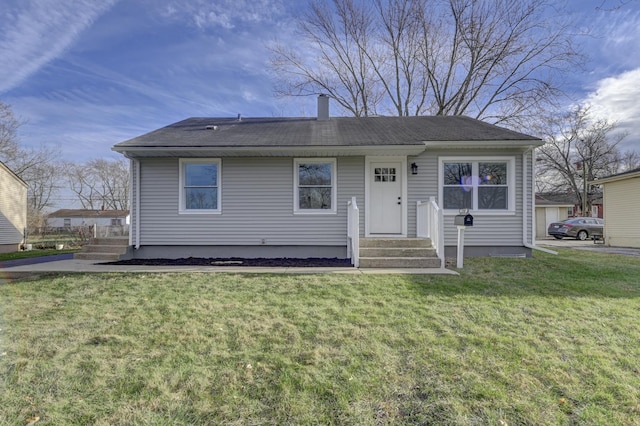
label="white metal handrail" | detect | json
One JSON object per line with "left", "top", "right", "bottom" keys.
{"left": 347, "top": 196, "right": 360, "bottom": 267}
{"left": 417, "top": 197, "right": 445, "bottom": 268}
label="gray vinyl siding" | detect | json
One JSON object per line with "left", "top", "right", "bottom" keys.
{"left": 407, "top": 152, "right": 439, "bottom": 238}
{"left": 408, "top": 149, "right": 527, "bottom": 246}
{"left": 525, "top": 150, "right": 534, "bottom": 245}
{"left": 135, "top": 150, "right": 530, "bottom": 248}
{"left": 130, "top": 159, "right": 139, "bottom": 246}
{"left": 138, "top": 157, "right": 364, "bottom": 245}
{"left": 0, "top": 213, "right": 22, "bottom": 246}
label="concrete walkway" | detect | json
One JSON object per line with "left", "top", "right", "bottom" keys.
{"left": 537, "top": 239, "right": 640, "bottom": 257}
{"left": 0, "top": 257, "right": 458, "bottom": 279}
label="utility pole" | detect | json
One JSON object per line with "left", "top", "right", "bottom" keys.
{"left": 576, "top": 159, "right": 590, "bottom": 217}
{"left": 583, "top": 162, "right": 588, "bottom": 217}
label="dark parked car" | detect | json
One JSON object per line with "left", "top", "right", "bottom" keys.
{"left": 547, "top": 217, "right": 604, "bottom": 240}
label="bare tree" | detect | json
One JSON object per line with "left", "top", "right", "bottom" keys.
{"left": 270, "top": 0, "right": 383, "bottom": 116}
{"left": 535, "top": 105, "right": 635, "bottom": 213}
{"left": 0, "top": 100, "right": 21, "bottom": 163}
{"left": 67, "top": 158, "right": 129, "bottom": 210}
{"left": 269, "top": 0, "right": 580, "bottom": 126}
{"left": 422, "top": 0, "right": 579, "bottom": 127}
{"left": 595, "top": 0, "right": 637, "bottom": 12}
{"left": 24, "top": 160, "right": 61, "bottom": 213}
{"left": 1, "top": 100, "right": 62, "bottom": 215}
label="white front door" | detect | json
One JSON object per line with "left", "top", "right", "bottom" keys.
{"left": 369, "top": 161, "right": 403, "bottom": 234}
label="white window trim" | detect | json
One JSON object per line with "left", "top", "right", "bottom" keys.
{"left": 439, "top": 156, "right": 516, "bottom": 215}
{"left": 178, "top": 158, "right": 222, "bottom": 214}
{"left": 293, "top": 158, "right": 337, "bottom": 214}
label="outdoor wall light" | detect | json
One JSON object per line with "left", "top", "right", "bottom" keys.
{"left": 411, "top": 162, "right": 418, "bottom": 175}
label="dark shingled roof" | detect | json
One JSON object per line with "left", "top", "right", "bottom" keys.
{"left": 536, "top": 192, "right": 602, "bottom": 205}
{"left": 48, "top": 209, "right": 129, "bottom": 218}
{"left": 113, "top": 116, "right": 540, "bottom": 149}
{"left": 594, "top": 166, "right": 640, "bottom": 182}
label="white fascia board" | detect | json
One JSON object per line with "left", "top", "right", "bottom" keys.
{"left": 422, "top": 140, "right": 544, "bottom": 149}
{"left": 590, "top": 171, "right": 640, "bottom": 185}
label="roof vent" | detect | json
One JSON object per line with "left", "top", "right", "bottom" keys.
{"left": 317, "top": 94, "right": 329, "bottom": 121}
{"left": 205, "top": 125, "right": 218, "bottom": 130}
{"left": 237, "top": 113, "right": 242, "bottom": 121}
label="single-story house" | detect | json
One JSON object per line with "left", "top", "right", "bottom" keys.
{"left": 536, "top": 191, "right": 603, "bottom": 219}
{"left": 112, "top": 96, "right": 545, "bottom": 265}
{"left": 0, "top": 161, "right": 27, "bottom": 253}
{"left": 47, "top": 209, "right": 130, "bottom": 228}
{"left": 534, "top": 195, "right": 574, "bottom": 239}
{"left": 590, "top": 167, "right": 640, "bottom": 248}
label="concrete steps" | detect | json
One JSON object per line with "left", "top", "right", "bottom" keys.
{"left": 359, "top": 238, "right": 441, "bottom": 268}
{"left": 74, "top": 237, "right": 129, "bottom": 261}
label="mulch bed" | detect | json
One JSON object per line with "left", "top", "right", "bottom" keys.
{"left": 105, "top": 257, "right": 353, "bottom": 267}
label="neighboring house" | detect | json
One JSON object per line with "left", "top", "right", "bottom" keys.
{"left": 47, "top": 209, "right": 130, "bottom": 228}
{"left": 591, "top": 167, "right": 640, "bottom": 248}
{"left": 112, "top": 95, "right": 544, "bottom": 263}
{"left": 0, "top": 161, "right": 27, "bottom": 253}
{"left": 534, "top": 195, "right": 574, "bottom": 239}
{"left": 535, "top": 191, "right": 603, "bottom": 220}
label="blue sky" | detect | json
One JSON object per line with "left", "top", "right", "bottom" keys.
{"left": 2, "top": 0, "right": 640, "bottom": 165}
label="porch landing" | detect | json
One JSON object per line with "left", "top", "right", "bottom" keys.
{"left": 74, "top": 237, "right": 129, "bottom": 261}
{"left": 359, "top": 238, "right": 441, "bottom": 268}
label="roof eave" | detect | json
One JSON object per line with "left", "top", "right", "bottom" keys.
{"left": 422, "top": 139, "right": 544, "bottom": 149}
{"left": 112, "top": 144, "right": 427, "bottom": 158}
{"left": 0, "top": 161, "right": 28, "bottom": 188}
{"left": 590, "top": 170, "right": 640, "bottom": 185}
{"left": 536, "top": 203, "right": 574, "bottom": 207}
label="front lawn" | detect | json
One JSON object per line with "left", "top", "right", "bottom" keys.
{"left": 1, "top": 249, "right": 639, "bottom": 425}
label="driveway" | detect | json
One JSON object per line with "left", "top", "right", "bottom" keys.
{"left": 537, "top": 238, "right": 640, "bottom": 257}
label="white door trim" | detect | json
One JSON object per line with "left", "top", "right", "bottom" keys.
{"left": 365, "top": 156, "right": 408, "bottom": 237}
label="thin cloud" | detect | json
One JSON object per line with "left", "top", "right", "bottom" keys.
{"left": 56, "top": 57, "right": 219, "bottom": 111}
{"left": 10, "top": 94, "right": 163, "bottom": 161}
{"left": 160, "top": 0, "right": 287, "bottom": 30}
{"left": 586, "top": 68, "right": 640, "bottom": 153}
{"left": 582, "top": 5, "right": 640, "bottom": 75}
{"left": 0, "top": 0, "right": 119, "bottom": 93}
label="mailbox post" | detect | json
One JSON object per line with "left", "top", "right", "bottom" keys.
{"left": 454, "top": 210, "right": 474, "bottom": 268}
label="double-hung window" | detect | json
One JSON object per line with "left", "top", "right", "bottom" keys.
{"left": 294, "top": 158, "right": 337, "bottom": 213}
{"left": 440, "top": 157, "right": 514, "bottom": 213}
{"left": 179, "top": 158, "right": 221, "bottom": 213}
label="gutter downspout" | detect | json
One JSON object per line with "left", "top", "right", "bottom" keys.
{"left": 522, "top": 146, "right": 557, "bottom": 255}
{"left": 134, "top": 158, "right": 141, "bottom": 249}
{"left": 123, "top": 153, "right": 141, "bottom": 250}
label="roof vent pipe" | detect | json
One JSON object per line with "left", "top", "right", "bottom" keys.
{"left": 317, "top": 94, "right": 329, "bottom": 121}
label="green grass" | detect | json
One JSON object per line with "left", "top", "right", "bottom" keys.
{"left": 0, "top": 249, "right": 78, "bottom": 262}
{"left": 1, "top": 249, "right": 639, "bottom": 425}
